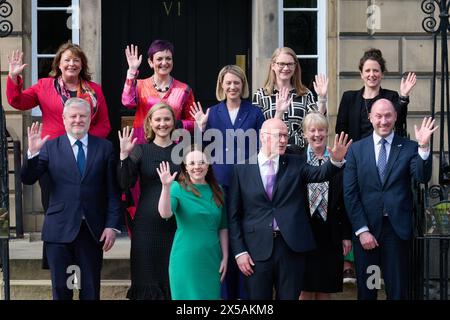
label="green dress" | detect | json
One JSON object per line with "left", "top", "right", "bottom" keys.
{"left": 169, "top": 181, "right": 227, "bottom": 300}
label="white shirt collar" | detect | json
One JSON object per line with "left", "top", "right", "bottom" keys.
{"left": 67, "top": 133, "right": 88, "bottom": 147}
{"left": 372, "top": 131, "right": 394, "bottom": 146}
{"left": 258, "top": 151, "right": 279, "bottom": 166}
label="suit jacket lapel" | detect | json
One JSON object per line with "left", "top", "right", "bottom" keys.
{"left": 351, "top": 89, "right": 364, "bottom": 138}
{"left": 233, "top": 102, "right": 250, "bottom": 129}
{"left": 364, "top": 137, "right": 381, "bottom": 186}
{"left": 61, "top": 134, "right": 81, "bottom": 179}
{"left": 83, "top": 134, "right": 98, "bottom": 180}
{"left": 382, "top": 135, "right": 402, "bottom": 185}
{"left": 251, "top": 162, "right": 269, "bottom": 200}
{"left": 272, "top": 155, "right": 288, "bottom": 200}
{"left": 217, "top": 102, "right": 234, "bottom": 129}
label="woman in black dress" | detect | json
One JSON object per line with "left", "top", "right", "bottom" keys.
{"left": 299, "top": 112, "right": 352, "bottom": 300}
{"left": 118, "top": 103, "right": 179, "bottom": 299}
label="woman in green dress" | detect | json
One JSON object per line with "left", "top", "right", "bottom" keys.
{"left": 157, "top": 146, "right": 229, "bottom": 300}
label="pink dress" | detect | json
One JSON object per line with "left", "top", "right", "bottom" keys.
{"left": 121, "top": 76, "right": 195, "bottom": 143}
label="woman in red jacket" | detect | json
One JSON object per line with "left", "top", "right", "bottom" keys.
{"left": 7, "top": 42, "right": 111, "bottom": 140}
{"left": 7, "top": 42, "right": 111, "bottom": 218}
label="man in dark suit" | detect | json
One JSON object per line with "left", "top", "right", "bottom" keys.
{"left": 344, "top": 98, "right": 437, "bottom": 300}
{"left": 228, "top": 118, "right": 351, "bottom": 300}
{"left": 21, "top": 97, "right": 121, "bottom": 300}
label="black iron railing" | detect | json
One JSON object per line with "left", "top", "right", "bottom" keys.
{"left": 414, "top": 0, "right": 450, "bottom": 300}
{"left": 0, "top": 0, "right": 13, "bottom": 300}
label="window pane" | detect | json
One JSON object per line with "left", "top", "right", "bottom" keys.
{"left": 284, "top": 0, "right": 317, "bottom": 8}
{"left": 284, "top": 11, "right": 317, "bottom": 55}
{"left": 38, "top": 11, "right": 71, "bottom": 54}
{"left": 38, "top": 58, "right": 54, "bottom": 79}
{"left": 299, "top": 58, "right": 317, "bottom": 90}
{"left": 38, "top": 0, "right": 71, "bottom": 7}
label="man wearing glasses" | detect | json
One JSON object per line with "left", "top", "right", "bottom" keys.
{"left": 228, "top": 118, "right": 351, "bottom": 299}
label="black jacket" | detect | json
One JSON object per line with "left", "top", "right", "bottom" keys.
{"left": 336, "top": 87, "right": 409, "bottom": 141}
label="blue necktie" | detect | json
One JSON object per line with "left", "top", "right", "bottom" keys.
{"left": 378, "top": 138, "right": 387, "bottom": 182}
{"left": 75, "top": 140, "right": 86, "bottom": 175}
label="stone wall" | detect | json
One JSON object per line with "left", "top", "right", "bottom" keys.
{"left": 337, "top": 0, "right": 440, "bottom": 184}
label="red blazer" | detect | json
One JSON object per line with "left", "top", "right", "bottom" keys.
{"left": 7, "top": 76, "right": 111, "bottom": 139}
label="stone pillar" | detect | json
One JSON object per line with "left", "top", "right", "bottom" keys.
{"left": 80, "top": 0, "right": 102, "bottom": 83}
{"left": 327, "top": 0, "right": 338, "bottom": 126}
{"left": 251, "top": 0, "right": 279, "bottom": 91}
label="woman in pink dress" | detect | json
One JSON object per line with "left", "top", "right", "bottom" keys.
{"left": 122, "top": 40, "right": 195, "bottom": 144}
{"left": 121, "top": 39, "right": 195, "bottom": 223}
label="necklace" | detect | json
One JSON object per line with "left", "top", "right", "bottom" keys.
{"left": 152, "top": 76, "right": 172, "bottom": 93}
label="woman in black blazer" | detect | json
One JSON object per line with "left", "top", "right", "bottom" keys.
{"left": 299, "top": 112, "right": 352, "bottom": 300}
{"left": 336, "top": 48, "right": 416, "bottom": 141}
{"left": 335, "top": 48, "right": 417, "bottom": 285}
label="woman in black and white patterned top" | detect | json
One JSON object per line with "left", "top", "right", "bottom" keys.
{"left": 253, "top": 47, "right": 328, "bottom": 152}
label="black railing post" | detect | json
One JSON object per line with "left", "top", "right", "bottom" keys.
{"left": 0, "top": 92, "right": 10, "bottom": 301}
{"left": 419, "top": 0, "right": 450, "bottom": 300}
{"left": 13, "top": 140, "right": 23, "bottom": 238}
{"left": 0, "top": 0, "right": 14, "bottom": 300}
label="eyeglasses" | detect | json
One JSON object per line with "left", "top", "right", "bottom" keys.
{"left": 263, "top": 132, "right": 289, "bottom": 140}
{"left": 186, "top": 160, "right": 208, "bottom": 167}
{"left": 274, "top": 62, "right": 296, "bottom": 69}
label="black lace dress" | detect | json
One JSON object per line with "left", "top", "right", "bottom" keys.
{"left": 118, "top": 142, "right": 179, "bottom": 300}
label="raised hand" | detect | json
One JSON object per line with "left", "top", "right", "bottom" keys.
{"left": 328, "top": 131, "right": 352, "bottom": 162}
{"left": 118, "top": 126, "right": 137, "bottom": 160}
{"left": 156, "top": 161, "right": 177, "bottom": 187}
{"left": 275, "top": 87, "right": 293, "bottom": 117}
{"left": 189, "top": 101, "right": 209, "bottom": 131}
{"left": 27, "top": 122, "right": 50, "bottom": 155}
{"left": 8, "top": 50, "right": 27, "bottom": 81}
{"left": 313, "top": 74, "right": 329, "bottom": 98}
{"left": 414, "top": 117, "right": 438, "bottom": 148}
{"left": 125, "top": 44, "right": 142, "bottom": 72}
{"left": 400, "top": 72, "right": 417, "bottom": 97}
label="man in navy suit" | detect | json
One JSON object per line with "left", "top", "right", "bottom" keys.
{"left": 344, "top": 98, "right": 437, "bottom": 300}
{"left": 21, "top": 98, "right": 121, "bottom": 300}
{"left": 228, "top": 118, "right": 351, "bottom": 299}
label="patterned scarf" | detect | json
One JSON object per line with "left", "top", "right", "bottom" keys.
{"left": 307, "top": 146, "right": 329, "bottom": 221}
{"left": 55, "top": 77, "right": 98, "bottom": 116}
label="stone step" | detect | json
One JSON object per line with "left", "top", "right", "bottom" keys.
{"left": 0, "top": 279, "right": 130, "bottom": 300}
{"left": 6, "top": 234, "right": 131, "bottom": 280}
{"left": 8, "top": 258, "right": 130, "bottom": 280}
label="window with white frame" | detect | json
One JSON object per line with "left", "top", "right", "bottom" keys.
{"left": 279, "top": 0, "right": 326, "bottom": 88}
{"left": 31, "top": 0, "right": 79, "bottom": 115}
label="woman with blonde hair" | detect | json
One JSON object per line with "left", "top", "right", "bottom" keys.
{"left": 300, "top": 112, "right": 352, "bottom": 300}
{"left": 190, "top": 65, "right": 264, "bottom": 299}
{"left": 117, "top": 103, "right": 179, "bottom": 300}
{"left": 253, "top": 47, "right": 328, "bottom": 153}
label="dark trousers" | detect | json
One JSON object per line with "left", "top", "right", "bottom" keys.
{"left": 221, "top": 185, "right": 248, "bottom": 299}
{"left": 353, "top": 217, "right": 410, "bottom": 300}
{"left": 245, "top": 234, "right": 306, "bottom": 300}
{"left": 45, "top": 221, "right": 103, "bottom": 300}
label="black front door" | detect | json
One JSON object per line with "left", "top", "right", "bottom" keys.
{"left": 101, "top": 0, "right": 251, "bottom": 142}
